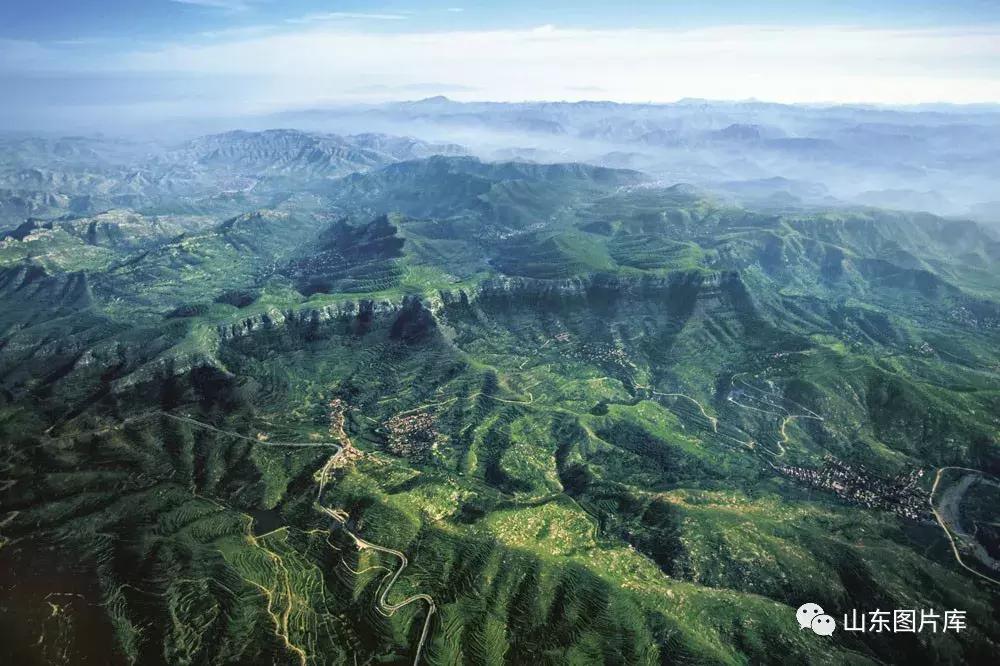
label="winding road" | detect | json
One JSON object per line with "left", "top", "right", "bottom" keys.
{"left": 158, "top": 411, "right": 438, "bottom": 665}
{"left": 929, "top": 466, "right": 1000, "bottom": 587}
{"left": 649, "top": 390, "right": 719, "bottom": 432}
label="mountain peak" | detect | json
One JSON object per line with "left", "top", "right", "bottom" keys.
{"left": 406, "top": 95, "right": 454, "bottom": 106}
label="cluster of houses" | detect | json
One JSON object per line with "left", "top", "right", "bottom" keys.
{"left": 775, "top": 455, "right": 930, "bottom": 521}
{"left": 384, "top": 410, "right": 442, "bottom": 459}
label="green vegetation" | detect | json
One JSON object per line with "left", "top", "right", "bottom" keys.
{"left": 1, "top": 152, "right": 998, "bottom": 664}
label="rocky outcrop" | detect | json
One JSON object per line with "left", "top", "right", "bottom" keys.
{"left": 215, "top": 298, "right": 404, "bottom": 341}
{"left": 438, "top": 270, "right": 730, "bottom": 307}
{"left": 214, "top": 269, "right": 757, "bottom": 346}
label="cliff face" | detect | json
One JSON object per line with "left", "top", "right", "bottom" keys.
{"left": 437, "top": 270, "right": 758, "bottom": 330}
{"left": 215, "top": 270, "right": 758, "bottom": 344}
{"left": 215, "top": 298, "right": 403, "bottom": 341}
{"left": 445, "top": 274, "right": 626, "bottom": 304}
{"left": 441, "top": 271, "right": 732, "bottom": 301}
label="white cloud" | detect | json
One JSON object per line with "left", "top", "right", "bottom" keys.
{"left": 286, "top": 12, "right": 409, "bottom": 24}
{"left": 170, "top": 0, "right": 253, "bottom": 9}
{"left": 17, "top": 24, "right": 1000, "bottom": 110}
{"left": 0, "top": 39, "right": 57, "bottom": 71}
{"left": 447, "top": 7, "right": 464, "bottom": 11}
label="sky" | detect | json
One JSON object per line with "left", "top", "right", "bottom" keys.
{"left": 3, "top": 1, "right": 1000, "bottom": 130}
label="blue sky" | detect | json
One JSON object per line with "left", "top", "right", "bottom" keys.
{"left": 3, "top": 1, "right": 1000, "bottom": 130}
{"left": 3, "top": 1, "right": 1000, "bottom": 41}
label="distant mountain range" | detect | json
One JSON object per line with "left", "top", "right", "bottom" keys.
{"left": 0, "top": 130, "right": 468, "bottom": 228}
{"left": 269, "top": 98, "right": 1000, "bottom": 221}
{"left": 5, "top": 103, "right": 1000, "bottom": 229}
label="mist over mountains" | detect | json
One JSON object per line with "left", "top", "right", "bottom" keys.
{"left": 284, "top": 98, "right": 997, "bottom": 222}
{"left": 5, "top": 98, "right": 1000, "bottom": 229}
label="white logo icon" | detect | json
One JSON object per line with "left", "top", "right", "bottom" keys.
{"left": 811, "top": 613, "right": 836, "bottom": 636}
{"left": 797, "top": 603, "right": 836, "bottom": 635}
{"left": 796, "top": 602, "right": 824, "bottom": 629}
